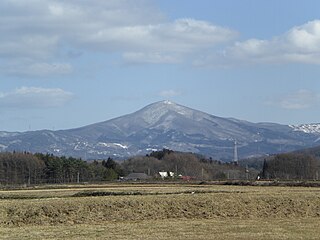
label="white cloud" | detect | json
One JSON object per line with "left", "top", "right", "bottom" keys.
{"left": 2, "top": 61, "right": 73, "bottom": 77}
{"left": 120, "top": 19, "right": 237, "bottom": 64}
{"left": 0, "top": 0, "right": 237, "bottom": 75}
{"left": 0, "top": 87, "right": 74, "bottom": 108}
{"left": 200, "top": 20, "right": 320, "bottom": 66}
{"left": 2, "top": 1, "right": 320, "bottom": 72}
{"left": 159, "top": 90, "right": 181, "bottom": 98}
{"left": 123, "top": 52, "right": 181, "bottom": 64}
{"left": 267, "top": 89, "right": 320, "bottom": 110}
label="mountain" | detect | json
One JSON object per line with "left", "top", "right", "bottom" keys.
{"left": 289, "top": 123, "right": 320, "bottom": 134}
{"left": 0, "top": 100, "right": 320, "bottom": 161}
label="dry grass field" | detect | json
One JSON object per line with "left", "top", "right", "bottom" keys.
{"left": 1, "top": 183, "right": 320, "bottom": 239}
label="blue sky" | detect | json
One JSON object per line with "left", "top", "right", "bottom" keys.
{"left": 1, "top": 0, "right": 320, "bottom": 132}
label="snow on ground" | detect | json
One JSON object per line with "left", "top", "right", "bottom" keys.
{"left": 98, "top": 142, "right": 128, "bottom": 149}
{"left": 289, "top": 124, "right": 320, "bottom": 134}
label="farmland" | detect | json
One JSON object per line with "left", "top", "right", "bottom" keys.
{"left": 1, "top": 183, "right": 320, "bottom": 239}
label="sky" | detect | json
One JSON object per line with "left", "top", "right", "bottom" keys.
{"left": 1, "top": 0, "right": 320, "bottom": 132}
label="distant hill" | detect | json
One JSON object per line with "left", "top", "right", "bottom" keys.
{"left": 294, "top": 145, "right": 320, "bottom": 158}
{"left": 240, "top": 144, "right": 320, "bottom": 172}
{"left": 0, "top": 101, "right": 320, "bottom": 160}
{"left": 122, "top": 149, "right": 258, "bottom": 180}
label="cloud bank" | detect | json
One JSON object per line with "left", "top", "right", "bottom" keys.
{"left": 198, "top": 20, "right": 320, "bottom": 67}
{"left": 0, "top": 87, "right": 74, "bottom": 108}
{"left": 0, "top": 0, "right": 236, "bottom": 76}
{"left": 1, "top": 0, "right": 320, "bottom": 77}
{"left": 159, "top": 89, "right": 181, "bottom": 98}
{"left": 266, "top": 89, "right": 320, "bottom": 110}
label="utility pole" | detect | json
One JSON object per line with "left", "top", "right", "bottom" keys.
{"left": 175, "top": 165, "right": 178, "bottom": 178}
{"left": 234, "top": 140, "right": 238, "bottom": 164}
{"left": 201, "top": 167, "right": 204, "bottom": 180}
{"left": 28, "top": 168, "right": 31, "bottom": 185}
{"left": 77, "top": 171, "right": 80, "bottom": 183}
{"left": 245, "top": 165, "right": 249, "bottom": 180}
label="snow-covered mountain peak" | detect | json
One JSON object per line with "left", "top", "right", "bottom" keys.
{"left": 1, "top": 101, "right": 320, "bottom": 160}
{"left": 163, "top": 100, "right": 174, "bottom": 105}
{"left": 289, "top": 124, "right": 320, "bottom": 134}
{"left": 138, "top": 101, "right": 195, "bottom": 125}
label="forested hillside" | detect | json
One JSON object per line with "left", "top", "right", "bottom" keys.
{"left": 2, "top": 148, "right": 319, "bottom": 185}
{"left": 296, "top": 145, "right": 320, "bottom": 158}
{"left": 122, "top": 149, "right": 252, "bottom": 180}
{"left": 0, "top": 152, "right": 122, "bottom": 185}
{"left": 0, "top": 150, "right": 255, "bottom": 185}
{"left": 240, "top": 144, "right": 320, "bottom": 179}
{"left": 260, "top": 153, "right": 319, "bottom": 180}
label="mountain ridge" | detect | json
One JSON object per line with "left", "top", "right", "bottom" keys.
{"left": 0, "top": 100, "right": 319, "bottom": 161}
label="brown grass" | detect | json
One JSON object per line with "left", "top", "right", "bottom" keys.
{"left": 1, "top": 218, "right": 320, "bottom": 240}
{"left": 1, "top": 184, "right": 320, "bottom": 239}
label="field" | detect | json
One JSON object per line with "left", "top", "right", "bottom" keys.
{"left": 1, "top": 182, "right": 320, "bottom": 239}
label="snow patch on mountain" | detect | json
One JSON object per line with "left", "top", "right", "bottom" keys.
{"left": 0, "top": 132, "right": 19, "bottom": 137}
{"left": 113, "top": 143, "right": 128, "bottom": 149}
{"left": 140, "top": 101, "right": 195, "bottom": 125}
{"left": 98, "top": 142, "right": 128, "bottom": 149}
{"left": 289, "top": 124, "right": 320, "bottom": 134}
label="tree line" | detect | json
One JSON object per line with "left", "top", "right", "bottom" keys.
{"left": 260, "top": 153, "right": 319, "bottom": 180}
{"left": 0, "top": 152, "right": 122, "bottom": 185}
{"left": 1, "top": 149, "right": 319, "bottom": 185}
{"left": 123, "top": 149, "right": 253, "bottom": 180}
{"left": 0, "top": 150, "right": 253, "bottom": 185}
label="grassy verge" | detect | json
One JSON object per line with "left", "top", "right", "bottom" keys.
{"left": 1, "top": 218, "right": 320, "bottom": 240}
